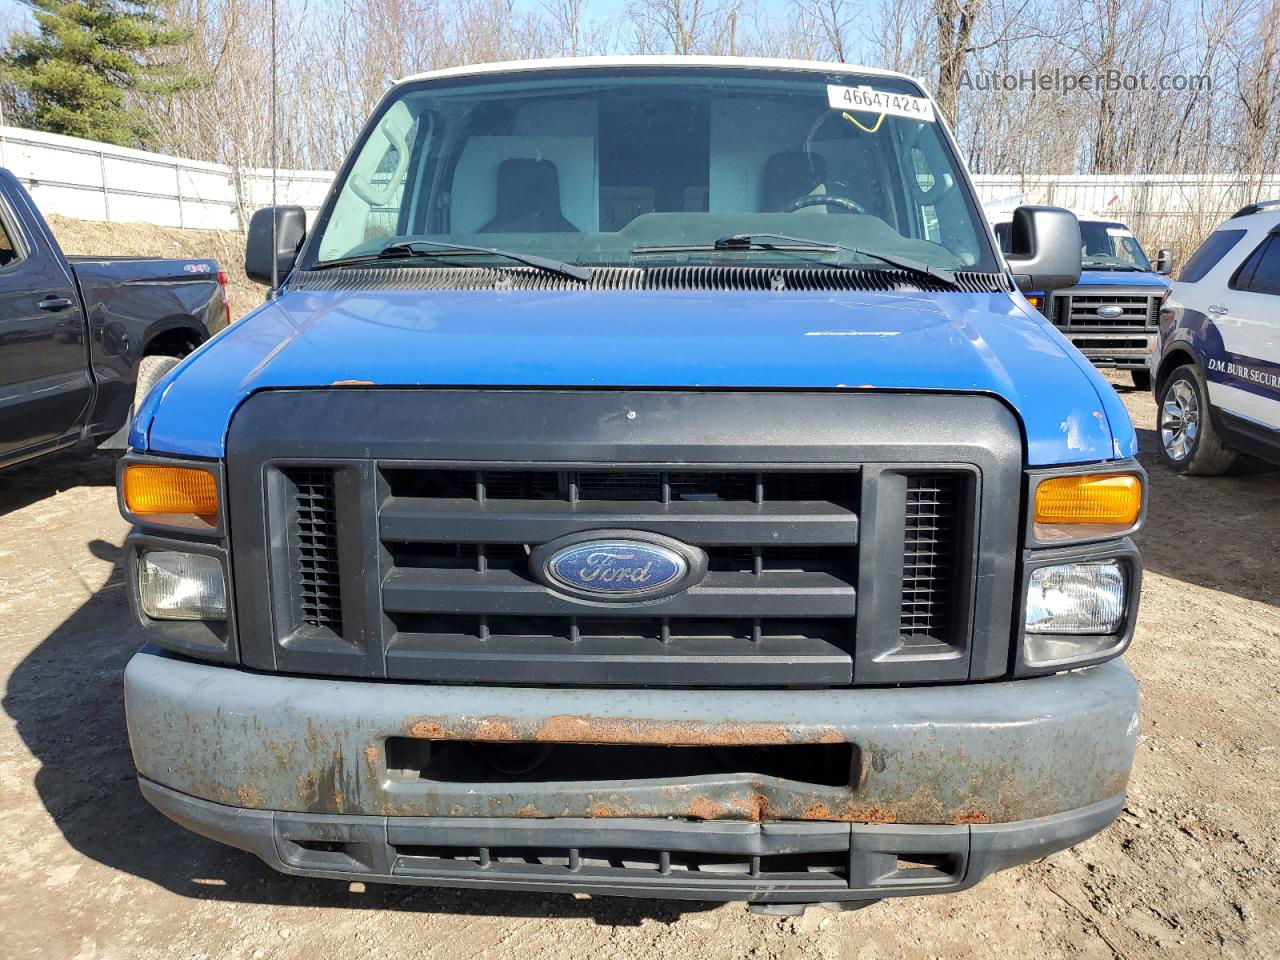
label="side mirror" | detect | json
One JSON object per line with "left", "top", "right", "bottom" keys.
{"left": 245, "top": 205, "right": 306, "bottom": 286}
{"left": 1004, "top": 205, "right": 1082, "bottom": 294}
{"left": 1155, "top": 248, "right": 1173, "bottom": 275}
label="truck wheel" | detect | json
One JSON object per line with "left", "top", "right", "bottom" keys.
{"left": 1130, "top": 369, "right": 1152, "bottom": 391}
{"left": 1157, "top": 365, "right": 1236, "bottom": 475}
{"left": 134, "top": 354, "right": 181, "bottom": 409}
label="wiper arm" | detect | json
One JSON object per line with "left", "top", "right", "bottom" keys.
{"left": 716, "top": 233, "right": 961, "bottom": 288}
{"left": 313, "top": 240, "right": 593, "bottom": 282}
{"left": 631, "top": 233, "right": 960, "bottom": 289}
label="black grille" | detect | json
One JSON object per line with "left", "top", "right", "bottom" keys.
{"left": 900, "top": 473, "right": 962, "bottom": 644}
{"left": 229, "top": 390, "right": 1017, "bottom": 686}
{"left": 383, "top": 468, "right": 856, "bottom": 503}
{"left": 378, "top": 467, "right": 860, "bottom": 686}
{"left": 1069, "top": 337, "right": 1150, "bottom": 351}
{"left": 392, "top": 844, "right": 850, "bottom": 880}
{"left": 284, "top": 467, "right": 342, "bottom": 632}
{"left": 1049, "top": 292, "right": 1159, "bottom": 330}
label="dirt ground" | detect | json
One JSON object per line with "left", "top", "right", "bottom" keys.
{"left": 0, "top": 379, "right": 1277, "bottom": 960}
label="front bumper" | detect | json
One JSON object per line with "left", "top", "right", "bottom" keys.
{"left": 125, "top": 647, "right": 1138, "bottom": 902}
{"left": 1060, "top": 332, "right": 1156, "bottom": 369}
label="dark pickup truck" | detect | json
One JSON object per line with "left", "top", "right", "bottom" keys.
{"left": 0, "top": 169, "right": 229, "bottom": 471}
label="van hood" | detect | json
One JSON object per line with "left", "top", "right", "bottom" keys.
{"left": 1077, "top": 269, "right": 1169, "bottom": 287}
{"left": 134, "top": 287, "right": 1136, "bottom": 466}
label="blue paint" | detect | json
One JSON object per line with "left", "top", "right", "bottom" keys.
{"left": 545, "top": 539, "right": 687, "bottom": 597}
{"left": 133, "top": 285, "right": 1137, "bottom": 467}
{"left": 1074, "top": 269, "right": 1169, "bottom": 289}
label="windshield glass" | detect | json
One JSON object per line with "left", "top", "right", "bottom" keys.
{"left": 1079, "top": 221, "right": 1153, "bottom": 271}
{"left": 305, "top": 67, "right": 998, "bottom": 274}
{"left": 996, "top": 219, "right": 1152, "bottom": 272}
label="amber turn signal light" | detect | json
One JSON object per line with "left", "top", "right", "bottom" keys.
{"left": 123, "top": 465, "right": 219, "bottom": 528}
{"left": 1034, "top": 473, "right": 1142, "bottom": 542}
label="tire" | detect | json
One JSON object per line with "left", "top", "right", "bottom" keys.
{"left": 1157, "top": 364, "right": 1236, "bottom": 475}
{"left": 134, "top": 354, "right": 181, "bottom": 409}
{"left": 1130, "top": 369, "right": 1152, "bottom": 391}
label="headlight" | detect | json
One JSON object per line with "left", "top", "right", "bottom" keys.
{"left": 1026, "top": 560, "right": 1125, "bottom": 634}
{"left": 138, "top": 549, "right": 227, "bottom": 621}
{"left": 1023, "top": 560, "right": 1128, "bottom": 667}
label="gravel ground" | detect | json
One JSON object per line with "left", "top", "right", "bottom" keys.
{"left": 0, "top": 381, "right": 1276, "bottom": 960}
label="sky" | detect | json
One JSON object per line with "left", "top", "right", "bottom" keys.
{"left": 0, "top": 0, "right": 805, "bottom": 46}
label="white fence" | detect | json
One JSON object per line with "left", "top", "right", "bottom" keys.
{"left": 971, "top": 174, "right": 1280, "bottom": 238}
{"left": 0, "top": 125, "right": 1276, "bottom": 237}
{"left": 0, "top": 127, "right": 333, "bottom": 231}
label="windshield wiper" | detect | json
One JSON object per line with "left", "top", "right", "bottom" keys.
{"left": 718, "top": 233, "right": 960, "bottom": 288}
{"left": 312, "top": 240, "right": 593, "bottom": 282}
{"left": 632, "top": 232, "right": 960, "bottom": 289}
{"left": 1082, "top": 262, "right": 1141, "bottom": 272}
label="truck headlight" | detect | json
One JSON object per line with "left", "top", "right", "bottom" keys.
{"left": 138, "top": 550, "right": 227, "bottom": 621}
{"left": 1026, "top": 561, "right": 1125, "bottom": 634}
{"left": 1023, "top": 560, "right": 1127, "bottom": 667}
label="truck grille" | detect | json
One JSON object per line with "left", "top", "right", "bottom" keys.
{"left": 378, "top": 467, "right": 861, "bottom": 686}
{"left": 228, "top": 389, "right": 1020, "bottom": 686}
{"left": 1049, "top": 291, "right": 1160, "bottom": 330}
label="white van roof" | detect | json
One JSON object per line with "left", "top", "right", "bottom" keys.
{"left": 396, "top": 56, "right": 920, "bottom": 89}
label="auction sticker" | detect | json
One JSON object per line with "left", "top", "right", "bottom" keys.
{"left": 827, "top": 85, "right": 935, "bottom": 122}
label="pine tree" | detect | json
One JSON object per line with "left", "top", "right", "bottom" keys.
{"left": 1, "top": 1, "right": 202, "bottom": 147}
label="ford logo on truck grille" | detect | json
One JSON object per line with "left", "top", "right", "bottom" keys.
{"left": 1095, "top": 305, "right": 1125, "bottom": 319}
{"left": 531, "top": 531, "right": 707, "bottom": 602}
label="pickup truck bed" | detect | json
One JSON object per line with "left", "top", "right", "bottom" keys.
{"left": 0, "top": 170, "right": 228, "bottom": 470}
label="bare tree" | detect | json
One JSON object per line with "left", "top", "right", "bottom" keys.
{"left": 104, "top": 0, "right": 1278, "bottom": 248}
{"left": 1228, "top": 0, "right": 1280, "bottom": 184}
{"left": 626, "top": 0, "right": 745, "bottom": 54}
{"left": 934, "top": 0, "right": 983, "bottom": 124}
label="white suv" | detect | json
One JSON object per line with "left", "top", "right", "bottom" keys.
{"left": 1152, "top": 201, "right": 1280, "bottom": 474}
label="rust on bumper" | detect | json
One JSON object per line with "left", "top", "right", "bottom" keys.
{"left": 124, "top": 649, "right": 1139, "bottom": 827}
{"left": 406, "top": 713, "right": 846, "bottom": 746}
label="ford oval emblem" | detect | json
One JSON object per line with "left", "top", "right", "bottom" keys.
{"left": 530, "top": 531, "right": 707, "bottom": 602}
{"left": 1095, "top": 304, "right": 1125, "bottom": 319}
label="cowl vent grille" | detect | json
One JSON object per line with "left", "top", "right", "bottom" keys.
{"left": 294, "top": 265, "right": 1011, "bottom": 294}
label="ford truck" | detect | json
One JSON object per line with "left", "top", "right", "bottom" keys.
{"left": 995, "top": 216, "right": 1171, "bottom": 389}
{"left": 119, "top": 57, "right": 1145, "bottom": 914}
{"left": 0, "top": 170, "right": 229, "bottom": 471}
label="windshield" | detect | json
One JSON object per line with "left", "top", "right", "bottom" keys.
{"left": 994, "top": 219, "right": 1153, "bottom": 272}
{"left": 304, "top": 67, "right": 999, "bottom": 275}
{"left": 1078, "top": 221, "right": 1153, "bottom": 271}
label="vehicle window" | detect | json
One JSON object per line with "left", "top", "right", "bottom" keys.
{"left": 1078, "top": 221, "right": 1153, "bottom": 272}
{"left": 0, "top": 214, "right": 21, "bottom": 267}
{"left": 1178, "top": 229, "right": 1246, "bottom": 283}
{"left": 331, "top": 100, "right": 422, "bottom": 250}
{"left": 1231, "top": 236, "right": 1280, "bottom": 295}
{"left": 308, "top": 68, "right": 1000, "bottom": 275}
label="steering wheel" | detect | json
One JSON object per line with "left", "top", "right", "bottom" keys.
{"left": 785, "top": 194, "right": 868, "bottom": 215}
